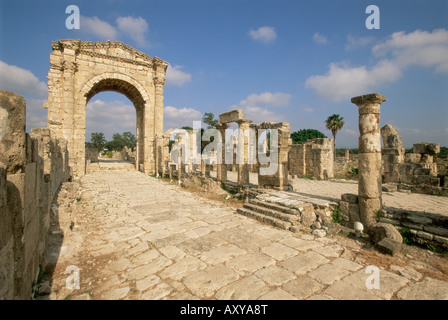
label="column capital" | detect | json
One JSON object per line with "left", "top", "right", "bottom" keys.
{"left": 351, "top": 93, "right": 387, "bottom": 106}
{"left": 215, "top": 123, "right": 230, "bottom": 131}
{"left": 235, "top": 119, "right": 253, "bottom": 127}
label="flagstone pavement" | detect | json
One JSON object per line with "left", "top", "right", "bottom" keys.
{"left": 42, "top": 170, "right": 448, "bottom": 300}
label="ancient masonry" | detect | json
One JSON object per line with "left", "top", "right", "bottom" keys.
{"left": 47, "top": 39, "right": 168, "bottom": 178}
{"left": 168, "top": 109, "right": 292, "bottom": 191}
{"left": 0, "top": 90, "right": 70, "bottom": 299}
{"left": 351, "top": 93, "right": 386, "bottom": 228}
{"left": 288, "top": 138, "right": 334, "bottom": 180}
{"left": 2, "top": 36, "right": 447, "bottom": 299}
{"left": 381, "top": 124, "right": 447, "bottom": 196}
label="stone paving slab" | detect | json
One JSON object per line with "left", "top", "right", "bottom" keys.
{"left": 44, "top": 170, "right": 448, "bottom": 300}
{"left": 219, "top": 171, "right": 448, "bottom": 216}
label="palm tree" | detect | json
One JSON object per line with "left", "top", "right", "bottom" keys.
{"left": 325, "top": 114, "right": 345, "bottom": 159}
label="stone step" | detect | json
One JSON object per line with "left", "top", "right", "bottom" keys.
{"left": 244, "top": 202, "right": 299, "bottom": 223}
{"left": 249, "top": 198, "right": 300, "bottom": 216}
{"left": 236, "top": 207, "right": 292, "bottom": 230}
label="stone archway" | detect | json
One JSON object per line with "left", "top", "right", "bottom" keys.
{"left": 46, "top": 39, "right": 168, "bottom": 177}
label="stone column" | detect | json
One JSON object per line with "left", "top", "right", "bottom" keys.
{"left": 236, "top": 119, "right": 252, "bottom": 190}
{"left": 216, "top": 123, "right": 229, "bottom": 182}
{"left": 153, "top": 58, "right": 168, "bottom": 137}
{"left": 351, "top": 93, "right": 387, "bottom": 228}
{"left": 61, "top": 49, "right": 78, "bottom": 175}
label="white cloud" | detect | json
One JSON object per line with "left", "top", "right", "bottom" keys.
{"left": 86, "top": 99, "right": 136, "bottom": 139}
{"left": 345, "top": 34, "right": 374, "bottom": 50}
{"left": 232, "top": 91, "right": 290, "bottom": 123}
{"left": 306, "top": 29, "right": 448, "bottom": 102}
{"left": 164, "top": 106, "right": 202, "bottom": 130}
{"left": 372, "top": 29, "right": 448, "bottom": 73}
{"left": 313, "top": 32, "right": 328, "bottom": 44}
{"left": 305, "top": 60, "right": 402, "bottom": 102}
{"left": 0, "top": 60, "right": 47, "bottom": 97}
{"left": 81, "top": 16, "right": 118, "bottom": 40}
{"left": 26, "top": 99, "right": 48, "bottom": 130}
{"left": 79, "top": 15, "right": 150, "bottom": 46}
{"left": 165, "top": 65, "right": 192, "bottom": 86}
{"left": 116, "top": 16, "right": 149, "bottom": 46}
{"left": 248, "top": 26, "right": 277, "bottom": 43}
{"left": 240, "top": 92, "right": 291, "bottom": 108}
{"left": 303, "top": 107, "right": 314, "bottom": 113}
{"left": 343, "top": 128, "right": 358, "bottom": 136}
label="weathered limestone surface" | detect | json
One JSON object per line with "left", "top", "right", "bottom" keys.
{"left": 257, "top": 122, "right": 291, "bottom": 190}
{"left": 219, "top": 109, "right": 243, "bottom": 124}
{"left": 289, "top": 138, "right": 334, "bottom": 180}
{"left": 47, "top": 40, "right": 168, "bottom": 177}
{"left": 381, "top": 124, "right": 405, "bottom": 183}
{"left": 351, "top": 93, "right": 386, "bottom": 228}
{"left": 0, "top": 90, "right": 70, "bottom": 300}
{"left": 381, "top": 125, "right": 445, "bottom": 195}
{"left": 41, "top": 170, "right": 448, "bottom": 301}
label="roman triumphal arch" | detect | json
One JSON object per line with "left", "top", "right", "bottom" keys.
{"left": 46, "top": 39, "right": 168, "bottom": 177}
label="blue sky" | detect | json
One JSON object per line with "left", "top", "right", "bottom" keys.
{"left": 0, "top": 0, "right": 447, "bottom": 148}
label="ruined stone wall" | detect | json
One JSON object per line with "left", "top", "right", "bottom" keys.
{"left": 339, "top": 192, "right": 448, "bottom": 250}
{"left": 256, "top": 122, "right": 292, "bottom": 190}
{"left": 0, "top": 90, "right": 70, "bottom": 299}
{"left": 288, "top": 138, "right": 334, "bottom": 180}
{"left": 381, "top": 124, "right": 447, "bottom": 196}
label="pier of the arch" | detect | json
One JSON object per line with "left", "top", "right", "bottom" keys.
{"left": 46, "top": 39, "right": 168, "bottom": 177}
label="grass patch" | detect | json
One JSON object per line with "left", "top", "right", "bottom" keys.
{"left": 332, "top": 207, "right": 342, "bottom": 224}
{"left": 399, "top": 227, "right": 448, "bottom": 255}
{"left": 375, "top": 210, "right": 385, "bottom": 222}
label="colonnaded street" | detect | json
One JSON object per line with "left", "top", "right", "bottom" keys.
{"left": 41, "top": 168, "right": 448, "bottom": 300}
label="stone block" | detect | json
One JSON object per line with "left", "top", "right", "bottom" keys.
{"left": 219, "top": 109, "right": 243, "bottom": 124}
{"left": 358, "top": 197, "right": 382, "bottom": 227}
{"left": 0, "top": 236, "right": 14, "bottom": 299}
{"left": 381, "top": 124, "right": 403, "bottom": 149}
{"left": 405, "top": 153, "right": 421, "bottom": 163}
{"left": 367, "top": 222, "right": 403, "bottom": 244}
{"left": 413, "top": 143, "right": 440, "bottom": 155}
{"left": 375, "top": 238, "right": 401, "bottom": 256}
{"left": 341, "top": 193, "right": 358, "bottom": 204}
{"left": 423, "top": 225, "right": 448, "bottom": 237}
{"left": 382, "top": 183, "right": 398, "bottom": 192}
{"left": 0, "top": 90, "right": 27, "bottom": 174}
{"left": 301, "top": 210, "right": 317, "bottom": 228}
{"left": 412, "top": 175, "right": 431, "bottom": 185}
{"left": 349, "top": 203, "right": 360, "bottom": 223}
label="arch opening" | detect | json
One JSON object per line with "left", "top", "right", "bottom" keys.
{"left": 84, "top": 79, "right": 147, "bottom": 172}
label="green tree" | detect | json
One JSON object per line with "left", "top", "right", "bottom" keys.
{"left": 122, "top": 131, "right": 137, "bottom": 151}
{"left": 202, "top": 112, "right": 218, "bottom": 129}
{"left": 291, "top": 129, "right": 327, "bottom": 144}
{"left": 90, "top": 132, "right": 106, "bottom": 151}
{"left": 105, "top": 132, "right": 137, "bottom": 152}
{"left": 325, "top": 114, "right": 345, "bottom": 159}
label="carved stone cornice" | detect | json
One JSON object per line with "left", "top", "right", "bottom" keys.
{"left": 78, "top": 49, "right": 153, "bottom": 67}
{"left": 153, "top": 76, "right": 165, "bottom": 87}
{"left": 62, "top": 60, "right": 78, "bottom": 73}
{"left": 153, "top": 57, "right": 169, "bottom": 72}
